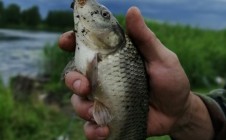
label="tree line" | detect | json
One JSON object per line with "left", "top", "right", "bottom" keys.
{"left": 0, "top": 1, "right": 73, "bottom": 30}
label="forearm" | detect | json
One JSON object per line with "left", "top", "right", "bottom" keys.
{"left": 170, "top": 92, "right": 214, "bottom": 140}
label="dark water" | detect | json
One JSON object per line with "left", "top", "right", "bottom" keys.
{"left": 0, "top": 29, "right": 60, "bottom": 85}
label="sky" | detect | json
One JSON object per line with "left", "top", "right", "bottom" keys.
{"left": 2, "top": 0, "right": 226, "bottom": 30}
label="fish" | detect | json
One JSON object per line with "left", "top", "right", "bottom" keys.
{"left": 63, "top": 0, "right": 150, "bottom": 139}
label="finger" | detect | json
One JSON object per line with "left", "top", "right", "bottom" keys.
{"left": 71, "top": 94, "right": 94, "bottom": 121}
{"left": 126, "top": 7, "right": 170, "bottom": 62}
{"left": 65, "top": 71, "right": 91, "bottom": 96}
{"left": 84, "top": 121, "right": 110, "bottom": 140}
{"left": 58, "top": 30, "right": 76, "bottom": 52}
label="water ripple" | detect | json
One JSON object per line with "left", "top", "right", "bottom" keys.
{"left": 0, "top": 29, "right": 60, "bottom": 85}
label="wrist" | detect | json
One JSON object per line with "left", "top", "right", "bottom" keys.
{"left": 170, "top": 92, "right": 214, "bottom": 140}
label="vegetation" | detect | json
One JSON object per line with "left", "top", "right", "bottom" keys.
{"left": 0, "top": 77, "right": 86, "bottom": 140}
{"left": 0, "top": 3, "right": 21, "bottom": 24}
{"left": 21, "top": 6, "right": 41, "bottom": 27}
{"left": 44, "top": 11, "right": 73, "bottom": 31}
{"left": 151, "top": 23, "right": 226, "bottom": 88}
{"left": 0, "top": 1, "right": 73, "bottom": 31}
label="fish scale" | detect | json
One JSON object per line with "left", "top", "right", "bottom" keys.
{"left": 63, "top": 0, "right": 150, "bottom": 139}
{"left": 96, "top": 35, "right": 149, "bottom": 140}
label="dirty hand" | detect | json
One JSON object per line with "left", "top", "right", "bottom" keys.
{"left": 59, "top": 7, "right": 213, "bottom": 140}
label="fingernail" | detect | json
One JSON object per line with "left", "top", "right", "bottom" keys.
{"left": 97, "top": 127, "right": 108, "bottom": 139}
{"left": 73, "top": 80, "right": 81, "bottom": 91}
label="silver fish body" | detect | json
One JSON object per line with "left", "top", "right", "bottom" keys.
{"left": 64, "top": 0, "right": 150, "bottom": 139}
{"left": 95, "top": 36, "right": 149, "bottom": 140}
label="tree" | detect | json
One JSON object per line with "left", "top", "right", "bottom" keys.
{"left": 1, "top": 3, "right": 21, "bottom": 25}
{"left": 21, "top": 6, "right": 41, "bottom": 27}
{"left": 0, "top": 1, "right": 3, "bottom": 14}
{"left": 0, "top": 1, "right": 4, "bottom": 25}
{"left": 45, "top": 10, "right": 73, "bottom": 29}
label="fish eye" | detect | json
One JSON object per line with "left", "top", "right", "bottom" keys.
{"left": 70, "top": 2, "right": 74, "bottom": 9}
{"left": 101, "top": 10, "right": 110, "bottom": 19}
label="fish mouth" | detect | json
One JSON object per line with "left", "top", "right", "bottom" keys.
{"left": 77, "top": 0, "right": 87, "bottom": 6}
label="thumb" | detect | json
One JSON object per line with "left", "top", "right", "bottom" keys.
{"left": 126, "top": 7, "right": 169, "bottom": 62}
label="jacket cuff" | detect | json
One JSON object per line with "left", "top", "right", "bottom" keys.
{"left": 198, "top": 89, "right": 226, "bottom": 140}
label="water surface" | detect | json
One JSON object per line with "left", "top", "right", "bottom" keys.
{"left": 0, "top": 29, "right": 60, "bottom": 85}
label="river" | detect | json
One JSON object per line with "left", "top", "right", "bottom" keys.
{"left": 0, "top": 29, "right": 60, "bottom": 85}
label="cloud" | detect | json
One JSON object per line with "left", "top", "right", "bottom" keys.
{"left": 101, "top": 0, "right": 226, "bottom": 29}
{"left": 3, "top": 0, "right": 226, "bottom": 29}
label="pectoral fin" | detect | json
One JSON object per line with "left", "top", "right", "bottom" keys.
{"left": 93, "top": 99, "right": 112, "bottom": 126}
{"left": 61, "top": 58, "right": 77, "bottom": 80}
{"left": 86, "top": 54, "right": 98, "bottom": 92}
{"left": 86, "top": 54, "right": 112, "bottom": 125}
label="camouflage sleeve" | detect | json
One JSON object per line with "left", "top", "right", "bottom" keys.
{"left": 198, "top": 89, "right": 226, "bottom": 140}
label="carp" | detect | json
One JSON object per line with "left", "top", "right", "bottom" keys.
{"left": 64, "top": 0, "right": 149, "bottom": 139}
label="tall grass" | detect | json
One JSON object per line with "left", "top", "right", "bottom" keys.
{"left": 0, "top": 79, "right": 14, "bottom": 140}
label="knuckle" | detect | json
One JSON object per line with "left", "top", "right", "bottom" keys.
{"left": 164, "top": 51, "right": 180, "bottom": 66}
{"left": 170, "top": 51, "right": 179, "bottom": 62}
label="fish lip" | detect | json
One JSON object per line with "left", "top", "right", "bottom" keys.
{"left": 77, "top": 0, "right": 86, "bottom": 6}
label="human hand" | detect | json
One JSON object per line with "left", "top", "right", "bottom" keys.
{"left": 59, "top": 7, "right": 213, "bottom": 140}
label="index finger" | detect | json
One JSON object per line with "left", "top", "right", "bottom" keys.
{"left": 58, "top": 30, "right": 76, "bottom": 52}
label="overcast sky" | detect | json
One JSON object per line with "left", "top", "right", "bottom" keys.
{"left": 2, "top": 0, "right": 226, "bottom": 30}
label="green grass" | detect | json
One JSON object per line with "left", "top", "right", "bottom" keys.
{"left": 0, "top": 78, "right": 86, "bottom": 140}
